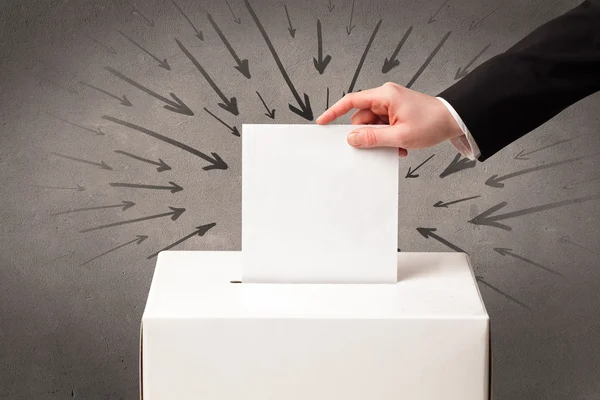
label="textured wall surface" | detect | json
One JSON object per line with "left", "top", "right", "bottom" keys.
{"left": 1, "top": 0, "right": 599, "bottom": 398}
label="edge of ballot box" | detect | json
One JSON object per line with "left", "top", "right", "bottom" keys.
{"left": 139, "top": 251, "right": 492, "bottom": 400}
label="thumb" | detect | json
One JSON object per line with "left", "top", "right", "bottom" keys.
{"left": 347, "top": 125, "right": 406, "bottom": 148}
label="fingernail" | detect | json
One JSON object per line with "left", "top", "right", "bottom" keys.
{"left": 348, "top": 132, "right": 362, "bottom": 146}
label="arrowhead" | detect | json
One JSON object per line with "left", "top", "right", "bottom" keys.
{"left": 195, "top": 222, "right": 217, "bottom": 236}
{"left": 563, "top": 179, "right": 576, "bottom": 190}
{"left": 120, "top": 95, "right": 133, "bottom": 107}
{"left": 168, "top": 207, "right": 186, "bottom": 220}
{"left": 234, "top": 59, "right": 251, "bottom": 79}
{"left": 288, "top": 28, "right": 296, "bottom": 38}
{"left": 234, "top": 17, "right": 241, "bottom": 24}
{"left": 469, "top": 20, "right": 482, "bottom": 31}
{"left": 433, "top": 201, "right": 448, "bottom": 208}
{"left": 135, "top": 235, "right": 149, "bottom": 244}
{"left": 96, "top": 128, "right": 106, "bottom": 136}
{"left": 428, "top": 16, "right": 436, "bottom": 23}
{"left": 76, "top": 185, "right": 86, "bottom": 192}
{"left": 405, "top": 167, "right": 419, "bottom": 178}
{"left": 558, "top": 235, "right": 570, "bottom": 245}
{"left": 168, "top": 181, "right": 184, "bottom": 193}
{"left": 196, "top": 31, "right": 204, "bottom": 41}
{"left": 313, "top": 55, "right": 332, "bottom": 74}
{"left": 100, "top": 161, "right": 113, "bottom": 170}
{"left": 288, "top": 93, "right": 313, "bottom": 121}
{"left": 468, "top": 201, "right": 511, "bottom": 230}
{"left": 231, "top": 126, "right": 240, "bottom": 137}
{"left": 158, "top": 59, "right": 171, "bottom": 70}
{"left": 218, "top": 97, "right": 239, "bottom": 116}
{"left": 454, "top": 67, "right": 469, "bottom": 80}
{"left": 346, "top": 24, "right": 355, "bottom": 35}
{"left": 485, "top": 174, "right": 505, "bottom": 188}
{"left": 439, "top": 153, "right": 476, "bottom": 178}
{"left": 203, "top": 152, "right": 229, "bottom": 171}
{"left": 156, "top": 159, "right": 171, "bottom": 172}
{"left": 417, "top": 227, "right": 437, "bottom": 239}
{"left": 108, "top": 47, "right": 117, "bottom": 55}
{"left": 327, "top": 4, "right": 335, "bottom": 11}
{"left": 381, "top": 57, "right": 400, "bottom": 74}
{"left": 164, "top": 93, "right": 194, "bottom": 116}
{"left": 121, "top": 201, "right": 136, "bottom": 211}
{"left": 514, "top": 149, "right": 529, "bottom": 160}
{"left": 493, "top": 247, "right": 512, "bottom": 256}
{"left": 265, "top": 109, "right": 276, "bottom": 119}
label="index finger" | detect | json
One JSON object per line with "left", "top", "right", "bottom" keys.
{"left": 315, "top": 89, "right": 378, "bottom": 125}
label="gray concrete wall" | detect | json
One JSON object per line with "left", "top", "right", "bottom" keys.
{"left": 1, "top": 0, "right": 599, "bottom": 398}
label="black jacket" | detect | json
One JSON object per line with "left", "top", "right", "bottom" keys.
{"left": 439, "top": 0, "right": 600, "bottom": 161}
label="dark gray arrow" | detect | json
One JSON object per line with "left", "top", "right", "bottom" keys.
{"left": 382, "top": 26, "right": 413, "bottom": 74}
{"left": 469, "top": 4, "right": 502, "bottom": 30}
{"left": 80, "top": 207, "right": 185, "bottom": 233}
{"left": 118, "top": 30, "right": 170, "bottom": 70}
{"left": 346, "top": 0, "right": 356, "bottom": 35}
{"left": 46, "top": 112, "right": 104, "bottom": 136}
{"left": 147, "top": 223, "right": 217, "bottom": 259}
{"left": 327, "top": 0, "right": 335, "bottom": 12}
{"left": 486, "top": 152, "right": 600, "bottom": 188}
{"left": 43, "top": 250, "right": 75, "bottom": 267}
{"left": 514, "top": 138, "right": 575, "bottom": 160}
{"left": 406, "top": 154, "right": 434, "bottom": 178}
{"left": 406, "top": 31, "right": 451, "bottom": 88}
{"left": 175, "top": 38, "right": 238, "bottom": 115}
{"left": 114, "top": 150, "right": 171, "bottom": 172}
{"left": 109, "top": 181, "right": 183, "bottom": 193}
{"left": 284, "top": 5, "right": 296, "bottom": 38}
{"left": 76, "top": 27, "right": 116, "bottom": 54}
{"left": 313, "top": 19, "right": 331, "bottom": 74}
{"left": 79, "top": 81, "right": 132, "bottom": 106}
{"left": 225, "top": 0, "right": 241, "bottom": 24}
{"left": 204, "top": 107, "right": 240, "bottom": 137}
{"left": 563, "top": 175, "right": 600, "bottom": 189}
{"left": 326, "top": 87, "right": 330, "bottom": 109}
{"left": 469, "top": 194, "right": 600, "bottom": 231}
{"left": 37, "top": 184, "right": 85, "bottom": 192}
{"left": 103, "top": 116, "right": 228, "bottom": 170}
{"left": 417, "top": 227, "right": 466, "bottom": 253}
{"left": 50, "top": 152, "right": 112, "bottom": 170}
{"left": 51, "top": 201, "right": 135, "bottom": 216}
{"left": 559, "top": 236, "right": 600, "bottom": 256}
{"left": 244, "top": 0, "right": 313, "bottom": 120}
{"left": 494, "top": 247, "right": 563, "bottom": 277}
{"left": 170, "top": 0, "right": 203, "bottom": 40}
{"left": 80, "top": 235, "right": 147, "bottom": 267}
{"left": 428, "top": 0, "right": 450, "bottom": 23}
{"left": 434, "top": 195, "right": 480, "bottom": 208}
{"left": 206, "top": 13, "right": 250, "bottom": 78}
{"left": 105, "top": 67, "right": 193, "bottom": 116}
{"left": 123, "top": 0, "right": 154, "bottom": 27}
{"left": 455, "top": 43, "right": 491, "bottom": 80}
{"left": 256, "top": 91, "right": 275, "bottom": 119}
{"left": 476, "top": 276, "right": 529, "bottom": 309}
{"left": 439, "top": 153, "right": 476, "bottom": 178}
{"left": 348, "top": 19, "right": 382, "bottom": 94}
{"left": 33, "top": 74, "right": 78, "bottom": 95}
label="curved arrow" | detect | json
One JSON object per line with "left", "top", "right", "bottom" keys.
{"left": 80, "top": 207, "right": 185, "bottom": 233}
{"left": 50, "top": 152, "right": 112, "bottom": 170}
{"left": 416, "top": 227, "right": 466, "bottom": 253}
{"left": 206, "top": 13, "right": 250, "bottom": 78}
{"left": 406, "top": 31, "right": 451, "bottom": 88}
{"left": 51, "top": 201, "right": 135, "bottom": 216}
{"left": 114, "top": 150, "right": 171, "bottom": 172}
{"left": 439, "top": 153, "right": 476, "bottom": 178}
{"left": 118, "top": 30, "right": 169, "bottom": 70}
{"left": 170, "top": 0, "right": 203, "bottom": 40}
{"left": 406, "top": 154, "right": 434, "bottom": 178}
{"left": 109, "top": 181, "right": 182, "bottom": 193}
{"left": 434, "top": 195, "right": 480, "bottom": 208}
{"left": 256, "top": 91, "right": 275, "bottom": 119}
{"left": 204, "top": 108, "right": 240, "bottom": 136}
{"left": 382, "top": 26, "right": 412, "bottom": 73}
{"left": 313, "top": 19, "right": 331, "bottom": 74}
{"left": 455, "top": 43, "right": 491, "bottom": 80}
{"left": 147, "top": 223, "right": 217, "bottom": 259}
{"left": 79, "top": 235, "right": 148, "bottom": 267}
{"left": 348, "top": 19, "right": 382, "bottom": 93}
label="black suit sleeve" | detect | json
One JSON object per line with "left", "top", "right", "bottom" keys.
{"left": 438, "top": 0, "right": 600, "bottom": 162}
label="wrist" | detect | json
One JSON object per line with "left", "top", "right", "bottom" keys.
{"left": 435, "top": 97, "right": 467, "bottom": 140}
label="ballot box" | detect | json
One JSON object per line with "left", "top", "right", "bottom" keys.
{"left": 140, "top": 250, "right": 491, "bottom": 400}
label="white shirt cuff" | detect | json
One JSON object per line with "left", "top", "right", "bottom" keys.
{"left": 436, "top": 97, "right": 481, "bottom": 161}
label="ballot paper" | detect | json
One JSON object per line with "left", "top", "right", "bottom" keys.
{"left": 242, "top": 124, "right": 399, "bottom": 283}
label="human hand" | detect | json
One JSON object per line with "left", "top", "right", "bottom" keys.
{"left": 315, "top": 82, "right": 464, "bottom": 157}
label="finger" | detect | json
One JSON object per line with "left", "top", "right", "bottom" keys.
{"left": 316, "top": 88, "right": 381, "bottom": 124}
{"left": 350, "top": 109, "right": 379, "bottom": 125}
{"left": 347, "top": 125, "right": 408, "bottom": 148}
{"left": 398, "top": 148, "right": 408, "bottom": 157}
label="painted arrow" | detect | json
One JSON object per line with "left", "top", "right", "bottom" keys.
{"left": 382, "top": 26, "right": 413, "bottom": 74}
{"left": 514, "top": 137, "right": 575, "bottom": 160}
{"left": 455, "top": 43, "right": 491, "bottom": 80}
{"left": 147, "top": 223, "right": 217, "bottom": 259}
{"left": 80, "top": 235, "right": 148, "bottom": 267}
{"left": 347, "top": 19, "right": 382, "bottom": 94}
{"left": 313, "top": 19, "right": 331, "bottom": 74}
{"left": 476, "top": 276, "right": 529, "bottom": 309}
{"left": 50, "top": 152, "right": 112, "bottom": 170}
{"left": 118, "top": 30, "right": 170, "bottom": 70}
{"left": 406, "top": 31, "right": 451, "bottom": 89}
{"left": 105, "top": 67, "right": 193, "bottom": 116}
{"left": 43, "top": 250, "right": 75, "bottom": 267}
{"left": 37, "top": 184, "right": 85, "bottom": 192}
{"left": 122, "top": 0, "right": 154, "bottom": 27}
{"left": 563, "top": 175, "right": 600, "bottom": 190}
{"left": 486, "top": 152, "right": 600, "bottom": 188}
{"left": 170, "top": 0, "right": 203, "bottom": 40}
{"left": 80, "top": 207, "right": 185, "bottom": 233}
{"left": 439, "top": 153, "right": 476, "bottom": 178}
{"left": 244, "top": 0, "right": 313, "bottom": 120}
{"left": 51, "top": 201, "right": 135, "bottom": 216}
{"left": 206, "top": 13, "right": 251, "bottom": 78}
{"left": 327, "top": 0, "right": 335, "bottom": 12}
{"left": 326, "top": 87, "right": 330, "bottom": 109}
{"left": 406, "top": 154, "right": 434, "bottom": 178}
{"left": 175, "top": 38, "right": 238, "bottom": 115}
{"left": 284, "top": 4, "right": 296, "bottom": 38}
{"left": 559, "top": 235, "right": 600, "bottom": 256}
{"left": 469, "top": 194, "right": 600, "bottom": 231}
{"left": 434, "top": 195, "right": 480, "bottom": 208}
{"left": 428, "top": 0, "right": 450, "bottom": 23}
{"left": 416, "top": 227, "right": 466, "bottom": 253}
{"left": 76, "top": 27, "right": 116, "bottom": 54}
{"left": 469, "top": 4, "right": 502, "bottom": 31}
{"left": 114, "top": 150, "right": 171, "bottom": 172}
{"left": 103, "top": 116, "right": 228, "bottom": 170}
{"left": 109, "top": 181, "right": 183, "bottom": 193}
{"left": 225, "top": 0, "right": 241, "bottom": 24}
{"left": 204, "top": 108, "right": 240, "bottom": 137}
{"left": 494, "top": 247, "right": 563, "bottom": 277}
{"left": 33, "top": 74, "right": 78, "bottom": 95}
{"left": 256, "top": 91, "right": 275, "bottom": 119}
{"left": 46, "top": 112, "right": 104, "bottom": 136}
{"left": 346, "top": 0, "right": 356, "bottom": 35}
{"left": 79, "top": 81, "right": 132, "bottom": 106}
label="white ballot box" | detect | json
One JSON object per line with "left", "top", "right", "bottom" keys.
{"left": 140, "top": 251, "right": 491, "bottom": 400}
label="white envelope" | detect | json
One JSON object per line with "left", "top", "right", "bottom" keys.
{"left": 242, "top": 124, "right": 399, "bottom": 283}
